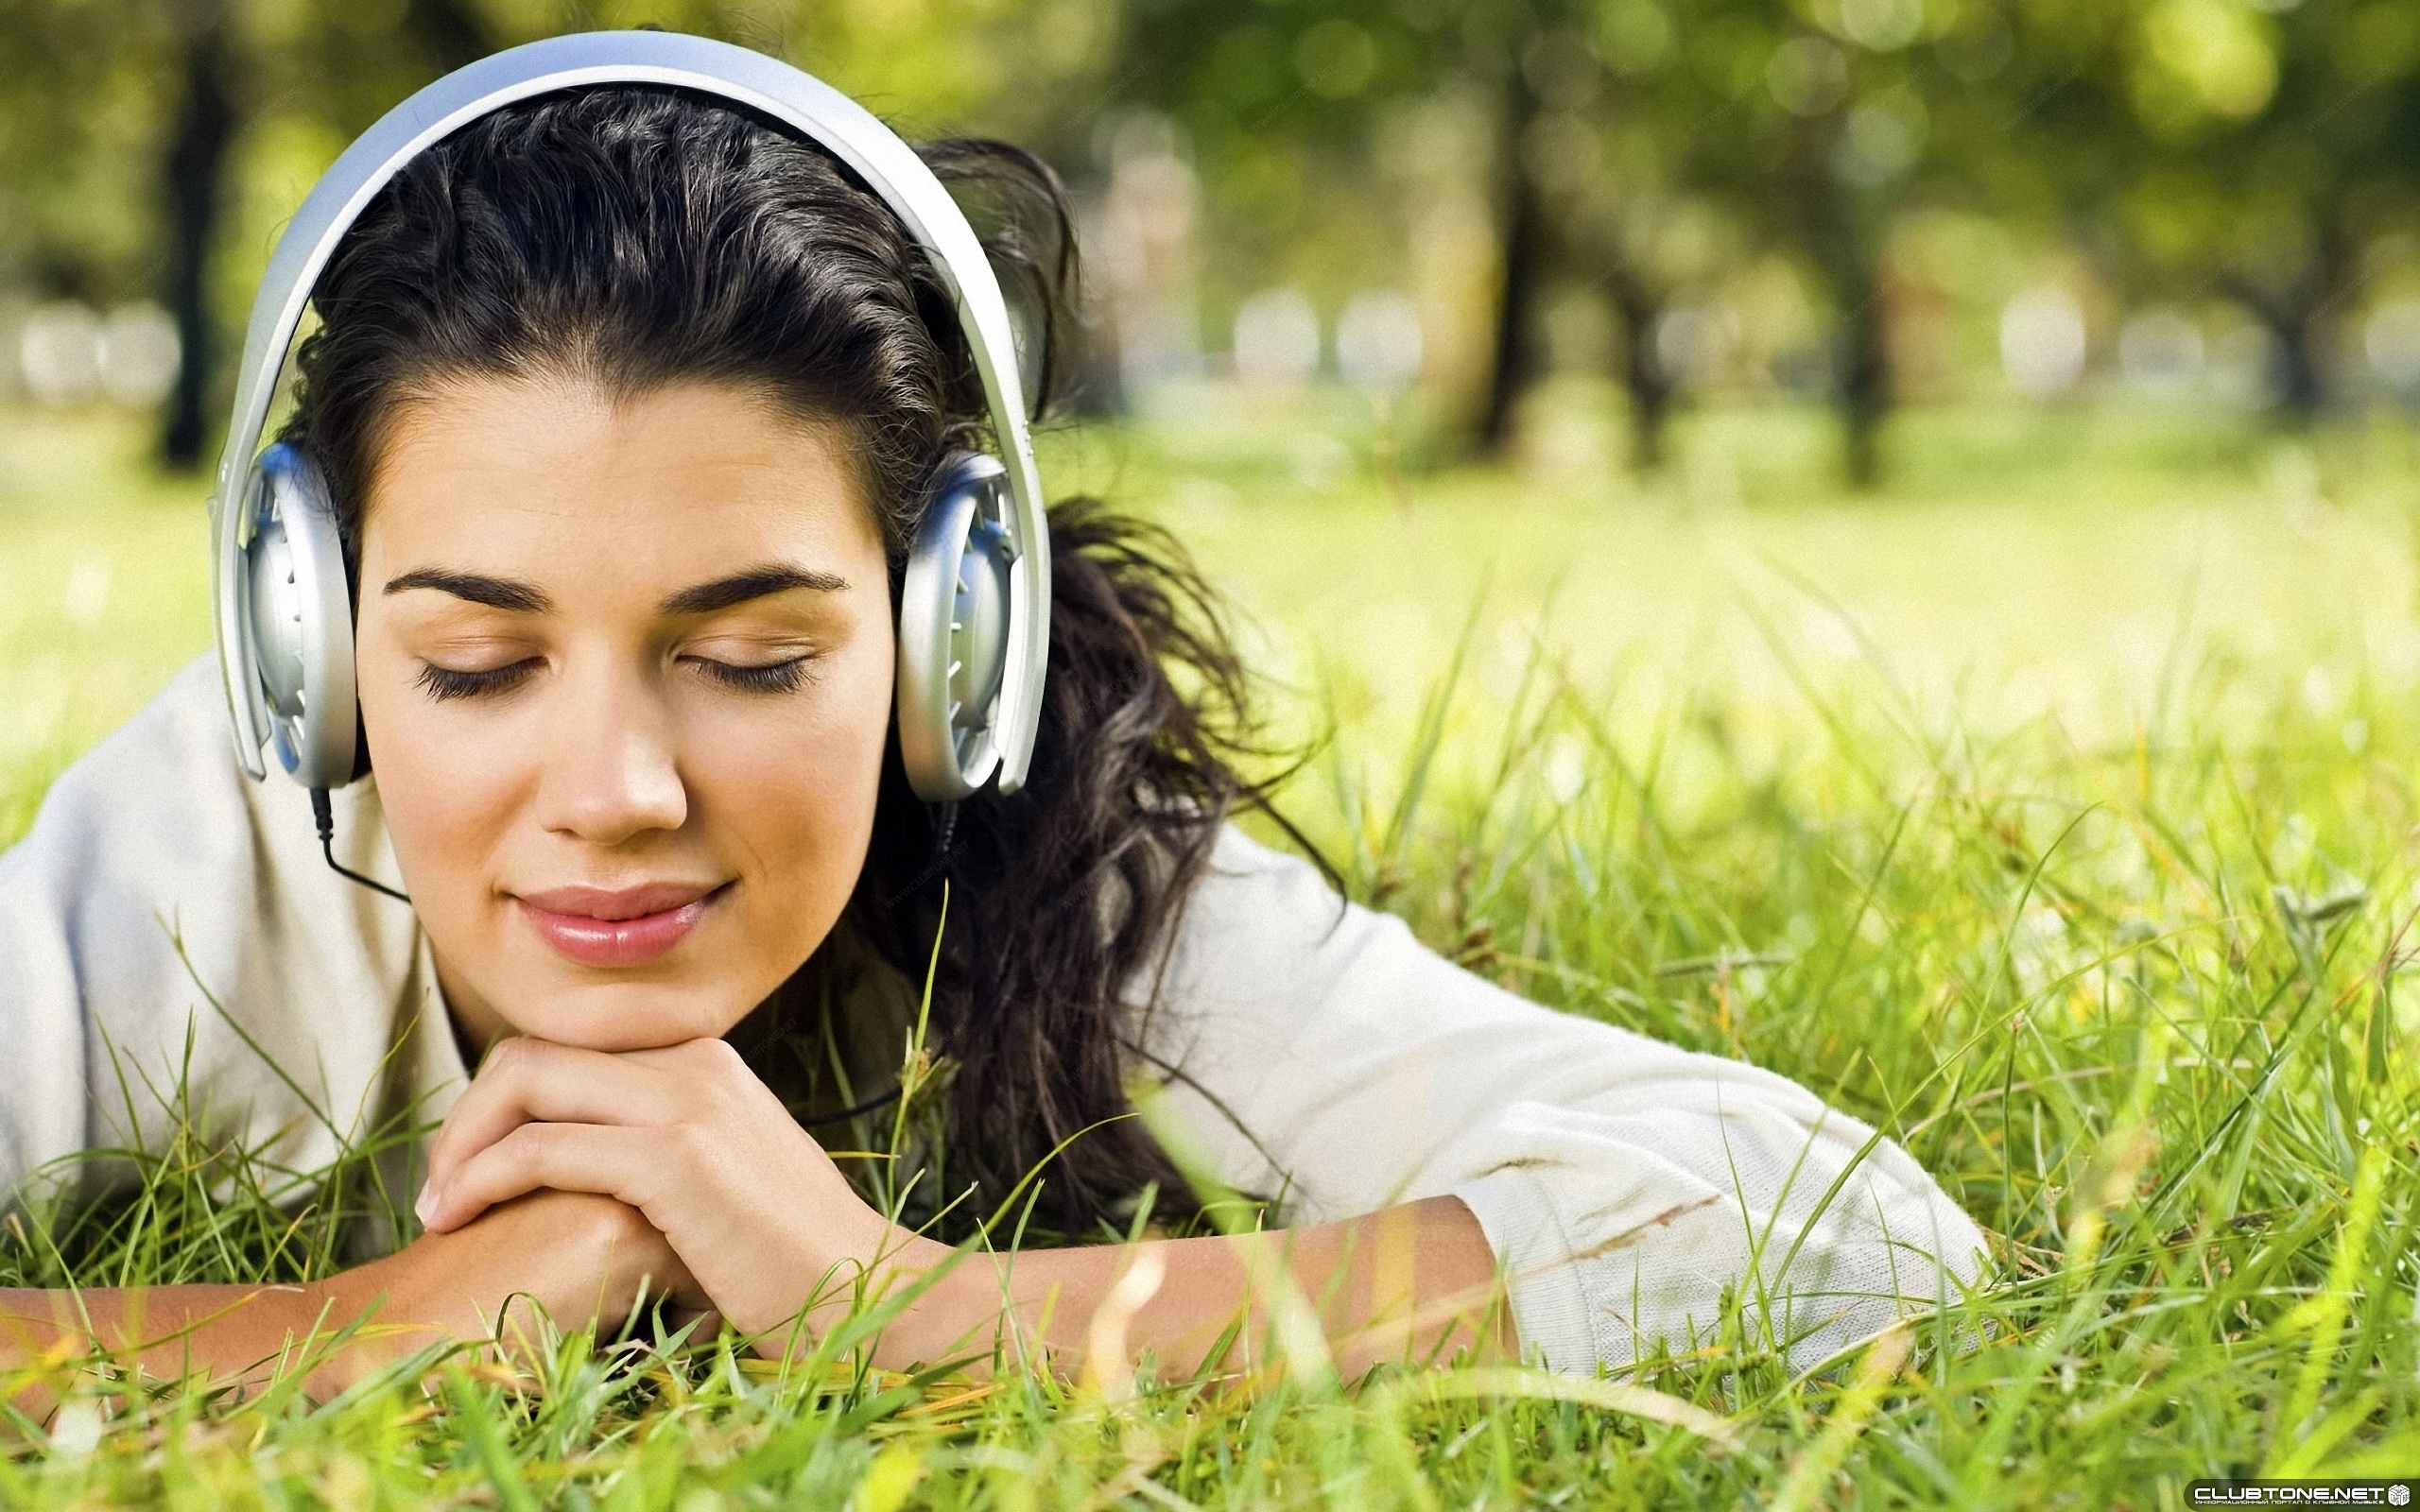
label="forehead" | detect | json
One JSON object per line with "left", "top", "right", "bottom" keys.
{"left": 361, "top": 375, "right": 883, "bottom": 581}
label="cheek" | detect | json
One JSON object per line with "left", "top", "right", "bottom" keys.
{"left": 700, "top": 637, "right": 896, "bottom": 888}
{"left": 354, "top": 655, "right": 529, "bottom": 890}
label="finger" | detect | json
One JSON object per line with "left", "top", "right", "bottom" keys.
{"left": 425, "top": 1039, "right": 686, "bottom": 1193}
{"left": 421, "top": 1121, "right": 668, "bottom": 1233}
{"left": 614, "top": 1038, "right": 752, "bottom": 1079}
{"left": 426, "top": 1038, "right": 752, "bottom": 1185}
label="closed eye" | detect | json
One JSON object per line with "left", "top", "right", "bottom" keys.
{"left": 690, "top": 654, "right": 816, "bottom": 694}
{"left": 418, "top": 659, "right": 541, "bottom": 702}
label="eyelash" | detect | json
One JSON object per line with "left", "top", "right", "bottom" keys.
{"left": 417, "top": 660, "right": 538, "bottom": 702}
{"left": 413, "top": 655, "right": 815, "bottom": 702}
{"left": 692, "top": 655, "right": 815, "bottom": 695}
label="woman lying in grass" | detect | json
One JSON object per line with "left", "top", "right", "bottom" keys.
{"left": 0, "top": 46, "right": 1987, "bottom": 1401}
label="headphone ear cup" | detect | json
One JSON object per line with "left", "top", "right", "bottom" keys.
{"left": 897, "top": 453, "right": 1013, "bottom": 801}
{"left": 239, "top": 443, "right": 359, "bottom": 789}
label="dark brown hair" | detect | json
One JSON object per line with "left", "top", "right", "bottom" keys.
{"left": 285, "top": 84, "right": 1303, "bottom": 1237}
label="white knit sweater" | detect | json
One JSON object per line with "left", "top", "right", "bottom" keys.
{"left": 0, "top": 656, "right": 1990, "bottom": 1373}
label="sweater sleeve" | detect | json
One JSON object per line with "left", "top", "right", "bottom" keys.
{"left": 1131, "top": 825, "right": 1992, "bottom": 1376}
{"left": 0, "top": 656, "right": 448, "bottom": 1210}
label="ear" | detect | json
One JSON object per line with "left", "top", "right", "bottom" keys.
{"left": 895, "top": 453, "right": 1013, "bottom": 801}
{"left": 242, "top": 443, "right": 361, "bottom": 788}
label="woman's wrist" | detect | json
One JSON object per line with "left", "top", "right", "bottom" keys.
{"left": 751, "top": 1219, "right": 979, "bottom": 1366}
{"left": 294, "top": 1260, "right": 458, "bottom": 1395}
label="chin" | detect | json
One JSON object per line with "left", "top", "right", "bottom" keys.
{"left": 512, "top": 981, "right": 749, "bottom": 1053}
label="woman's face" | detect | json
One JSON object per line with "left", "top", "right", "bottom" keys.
{"left": 354, "top": 376, "right": 895, "bottom": 1054}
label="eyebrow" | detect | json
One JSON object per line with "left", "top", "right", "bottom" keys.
{"left": 379, "top": 563, "right": 849, "bottom": 618}
{"left": 658, "top": 565, "right": 849, "bottom": 616}
{"left": 383, "top": 569, "right": 551, "bottom": 613}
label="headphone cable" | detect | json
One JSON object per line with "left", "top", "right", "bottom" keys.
{"left": 876, "top": 799, "right": 959, "bottom": 908}
{"left": 792, "top": 1082, "right": 906, "bottom": 1127}
{"left": 311, "top": 788, "right": 413, "bottom": 904}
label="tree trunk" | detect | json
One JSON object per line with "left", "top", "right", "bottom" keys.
{"left": 2259, "top": 264, "right": 2340, "bottom": 423}
{"left": 2216, "top": 262, "right": 2332, "bottom": 428}
{"left": 1479, "top": 77, "right": 1547, "bottom": 455}
{"left": 1804, "top": 184, "right": 1894, "bottom": 489}
{"left": 1837, "top": 260, "right": 1890, "bottom": 489}
{"left": 1603, "top": 263, "right": 1670, "bottom": 473}
{"left": 1781, "top": 111, "right": 1897, "bottom": 490}
{"left": 159, "top": 4, "right": 235, "bottom": 472}
{"left": 2270, "top": 313, "right": 2324, "bottom": 420}
{"left": 2223, "top": 228, "right": 2348, "bottom": 426}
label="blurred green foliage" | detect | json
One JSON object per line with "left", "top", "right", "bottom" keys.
{"left": 2, "top": 0, "right": 2417, "bottom": 483}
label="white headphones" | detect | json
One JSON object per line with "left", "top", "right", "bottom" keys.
{"left": 210, "top": 30, "right": 1050, "bottom": 812}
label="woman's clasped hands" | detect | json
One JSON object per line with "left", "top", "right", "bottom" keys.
{"left": 416, "top": 1036, "right": 947, "bottom": 1357}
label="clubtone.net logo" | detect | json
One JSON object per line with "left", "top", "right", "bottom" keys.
{"left": 2187, "top": 1483, "right": 2416, "bottom": 1506}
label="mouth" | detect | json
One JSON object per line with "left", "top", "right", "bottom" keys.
{"left": 514, "top": 881, "right": 730, "bottom": 969}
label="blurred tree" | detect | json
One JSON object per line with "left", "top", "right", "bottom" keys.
{"left": 2, "top": 0, "right": 1119, "bottom": 468}
{"left": 1652, "top": 0, "right": 1961, "bottom": 487}
{"left": 1105, "top": 0, "right": 1610, "bottom": 459}
{"left": 160, "top": 0, "right": 235, "bottom": 468}
{"left": 1104, "top": 0, "right": 1445, "bottom": 379}
{"left": 1485, "top": 4, "right": 1742, "bottom": 473}
{"left": 1546, "top": 1, "right": 1748, "bottom": 472}
{"left": 17, "top": 0, "right": 2411, "bottom": 482}
{"left": 0, "top": 0, "right": 181, "bottom": 305}
{"left": 1107, "top": 0, "right": 1945, "bottom": 482}
{"left": 1479, "top": 13, "right": 1555, "bottom": 455}
{"left": 2021, "top": 0, "right": 2420, "bottom": 418}
{"left": 0, "top": 0, "right": 506, "bottom": 466}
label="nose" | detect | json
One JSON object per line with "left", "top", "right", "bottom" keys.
{"left": 531, "top": 658, "right": 690, "bottom": 846}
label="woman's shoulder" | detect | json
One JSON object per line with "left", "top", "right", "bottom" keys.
{"left": 1149, "top": 822, "right": 1555, "bottom": 1041}
{"left": 1151, "top": 822, "right": 1368, "bottom": 1000}
{"left": 0, "top": 656, "right": 435, "bottom": 1200}
{"left": 6, "top": 651, "right": 418, "bottom": 981}
{"left": 6, "top": 656, "right": 256, "bottom": 900}
{"left": 36, "top": 650, "right": 233, "bottom": 792}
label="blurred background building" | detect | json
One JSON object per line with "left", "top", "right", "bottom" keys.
{"left": 4, "top": 0, "right": 2419, "bottom": 487}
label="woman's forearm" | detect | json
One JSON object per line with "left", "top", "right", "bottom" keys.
{"left": 814, "top": 1195, "right": 1514, "bottom": 1383}
{"left": 0, "top": 1193, "right": 703, "bottom": 1422}
{"left": 0, "top": 1280, "right": 382, "bottom": 1418}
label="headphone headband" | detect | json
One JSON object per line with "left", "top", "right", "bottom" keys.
{"left": 209, "top": 30, "right": 1048, "bottom": 793}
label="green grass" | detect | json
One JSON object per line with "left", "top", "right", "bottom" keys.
{"left": 3, "top": 396, "right": 2418, "bottom": 1505}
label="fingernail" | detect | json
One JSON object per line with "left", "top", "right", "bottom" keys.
{"left": 416, "top": 1181, "right": 441, "bottom": 1229}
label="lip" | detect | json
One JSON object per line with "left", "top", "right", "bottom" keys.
{"left": 514, "top": 882, "right": 728, "bottom": 969}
